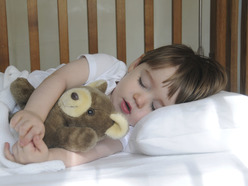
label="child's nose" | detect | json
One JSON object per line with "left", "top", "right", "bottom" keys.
{"left": 133, "top": 93, "right": 149, "bottom": 109}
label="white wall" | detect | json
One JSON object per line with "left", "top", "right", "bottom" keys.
{"left": 6, "top": 0, "right": 210, "bottom": 71}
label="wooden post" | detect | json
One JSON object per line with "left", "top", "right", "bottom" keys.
{"left": 27, "top": 0, "right": 40, "bottom": 70}
{"left": 87, "top": 0, "right": 98, "bottom": 54}
{"left": 116, "top": 0, "right": 126, "bottom": 63}
{"left": 0, "top": 0, "right": 9, "bottom": 72}
{"left": 57, "top": 0, "right": 69, "bottom": 64}
{"left": 172, "top": 0, "right": 182, "bottom": 44}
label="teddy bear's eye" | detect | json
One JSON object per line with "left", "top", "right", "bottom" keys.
{"left": 71, "top": 92, "right": 79, "bottom": 100}
{"left": 87, "top": 109, "right": 95, "bottom": 116}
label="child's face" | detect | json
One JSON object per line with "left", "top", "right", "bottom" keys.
{"left": 110, "top": 61, "right": 178, "bottom": 126}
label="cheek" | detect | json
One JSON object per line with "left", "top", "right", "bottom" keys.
{"left": 129, "top": 109, "right": 151, "bottom": 126}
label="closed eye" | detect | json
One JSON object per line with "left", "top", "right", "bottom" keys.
{"left": 138, "top": 77, "right": 146, "bottom": 88}
{"left": 138, "top": 76, "right": 156, "bottom": 111}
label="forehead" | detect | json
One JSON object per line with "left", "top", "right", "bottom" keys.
{"left": 142, "top": 63, "right": 177, "bottom": 83}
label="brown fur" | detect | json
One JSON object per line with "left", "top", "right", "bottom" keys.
{"left": 10, "top": 78, "right": 128, "bottom": 152}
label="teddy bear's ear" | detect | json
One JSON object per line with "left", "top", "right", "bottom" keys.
{"left": 87, "top": 80, "right": 107, "bottom": 93}
{"left": 105, "top": 113, "right": 129, "bottom": 139}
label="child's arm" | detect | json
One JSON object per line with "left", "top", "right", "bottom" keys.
{"left": 10, "top": 58, "right": 90, "bottom": 146}
{"left": 49, "top": 138, "right": 123, "bottom": 167}
{"left": 4, "top": 137, "right": 123, "bottom": 167}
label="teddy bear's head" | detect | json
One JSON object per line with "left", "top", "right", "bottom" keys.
{"left": 57, "top": 80, "right": 128, "bottom": 139}
{"left": 10, "top": 78, "right": 128, "bottom": 152}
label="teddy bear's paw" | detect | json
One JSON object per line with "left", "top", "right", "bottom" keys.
{"left": 57, "top": 127, "right": 98, "bottom": 152}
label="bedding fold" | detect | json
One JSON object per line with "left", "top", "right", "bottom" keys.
{"left": 0, "top": 66, "right": 65, "bottom": 175}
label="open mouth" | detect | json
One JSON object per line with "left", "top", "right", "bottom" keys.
{"left": 121, "top": 99, "right": 132, "bottom": 114}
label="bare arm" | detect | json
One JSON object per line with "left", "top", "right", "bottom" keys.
{"left": 10, "top": 57, "right": 90, "bottom": 146}
{"left": 4, "top": 137, "right": 123, "bottom": 168}
{"left": 24, "top": 57, "right": 90, "bottom": 121}
{"left": 48, "top": 138, "right": 123, "bottom": 167}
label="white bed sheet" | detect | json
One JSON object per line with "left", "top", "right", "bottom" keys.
{"left": 1, "top": 68, "right": 248, "bottom": 186}
{"left": 1, "top": 151, "right": 248, "bottom": 186}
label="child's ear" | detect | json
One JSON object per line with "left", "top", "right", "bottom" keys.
{"left": 128, "top": 54, "right": 144, "bottom": 72}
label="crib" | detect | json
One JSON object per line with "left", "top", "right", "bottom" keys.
{"left": 0, "top": 0, "right": 247, "bottom": 95}
{"left": 0, "top": 1, "right": 248, "bottom": 186}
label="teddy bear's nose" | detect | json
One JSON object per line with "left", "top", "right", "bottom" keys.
{"left": 71, "top": 92, "right": 79, "bottom": 100}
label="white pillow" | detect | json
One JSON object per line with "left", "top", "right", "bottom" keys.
{"left": 127, "top": 91, "right": 248, "bottom": 155}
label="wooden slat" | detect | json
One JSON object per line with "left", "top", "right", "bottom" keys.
{"left": 246, "top": 21, "right": 248, "bottom": 96}
{"left": 210, "top": 0, "right": 229, "bottom": 69}
{"left": 116, "top": 0, "right": 126, "bottom": 63}
{"left": 241, "top": 0, "right": 248, "bottom": 95}
{"left": 246, "top": 1, "right": 248, "bottom": 95}
{"left": 57, "top": 0, "right": 69, "bottom": 64}
{"left": 87, "top": 0, "right": 98, "bottom": 54}
{"left": 209, "top": 0, "right": 217, "bottom": 59}
{"left": 229, "top": 0, "right": 239, "bottom": 92}
{"left": 215, "top": 0, "right": 228, "bottom": 69}
{"left": 172, "top": 0, "right": 182, "bottom": 44}
{"left": 210, "top": 0, "right": 231, "bottom": 90}
{"left": 144, "top": 0, "right": 154, "bottom": 52}
{"left": 0, "top": 0, "right": 9, "bottom": 72}
{"left": 27, "top": 0, "right": 40, "bottom": 71}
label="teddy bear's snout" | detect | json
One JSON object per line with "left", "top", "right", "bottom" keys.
{"left": 71, "top": 92, "right": 79, "bottom": 100}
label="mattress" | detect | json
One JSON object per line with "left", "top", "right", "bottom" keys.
{"left": 1, "top": 151, "right": 248, "bottom": 186}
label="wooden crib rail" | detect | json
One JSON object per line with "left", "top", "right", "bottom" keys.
{"left": 0, "top": 0, "right": 156, "bottom": 71}
{"left": 0, "top": 0, "right": 9, "bottom": 72}
{"left": 0, "top": 0, "right": 247, "bottom": 95}
{"left": 27, "top": 0, "right": 40, "bottom": 71}
{"left": 87, "top": 0, "right": 98, "bottom": 55}
{"left": 210, "top": 0, "right": 248, "bottom": 95}
{"left": 172, "top": 0, "right": 182, "bottom": 44}
{"left": 0, "top": 0, "right": 183, "bottom": 72}
{"left": 241, "top": 0, "right": 248, "bottom": 95}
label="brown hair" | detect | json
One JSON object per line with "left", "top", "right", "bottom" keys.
{"left": 139, "top": 44, "right": 227, "bottom": 104}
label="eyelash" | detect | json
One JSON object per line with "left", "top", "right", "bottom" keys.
{"left": 138, "top": 77, "right": 155, "bottom": 111}
{"left": 138, "top": 76, "right": 146, "bottom": 88}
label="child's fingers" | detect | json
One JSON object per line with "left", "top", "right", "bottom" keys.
{"left": 9, "top": 113, "right": 22, "bottom": 129}
{"left": 19, "top": 126, "right": 44, "bottom": 147}
{"left": 33, "top": 136, "right": 47, "bottom": 152}
{"left": 18, "top": 121, "right": 32, "bottom": 137}
{"left": 18, "top": 121, "right": 33, "bottom": 146}
{"left": 4, "top": 143, "right": 16, "bottom": 162}
{"left": 19, "top": 134, "right": 33, "bottom": 147}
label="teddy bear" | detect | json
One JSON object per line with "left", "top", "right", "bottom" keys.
{"left": 10, "top": 78, "right": 128, "bottom": 152}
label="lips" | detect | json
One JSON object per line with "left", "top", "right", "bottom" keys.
{"left": 121, "top": 99, "right": 132, "bottom": 114}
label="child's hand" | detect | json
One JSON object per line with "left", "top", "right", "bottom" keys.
{"left": 10, "top": 110, "right": 45, "bottom": 147}
{"left": 4, "top": 136, "right": 49, "bottom": 164}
